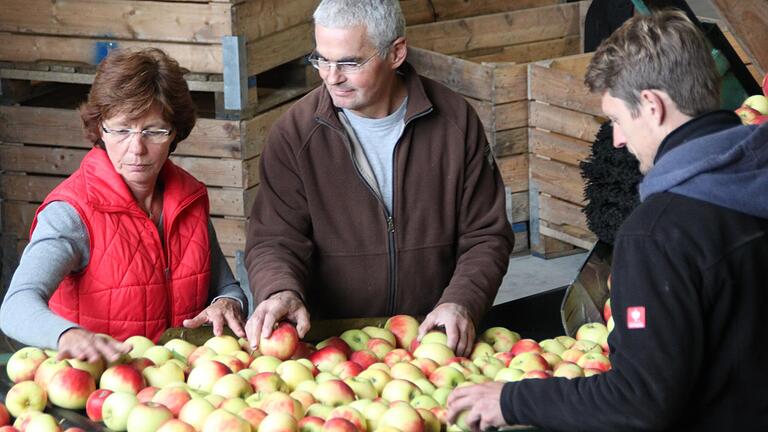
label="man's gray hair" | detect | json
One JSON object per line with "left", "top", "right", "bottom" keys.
{"left": 313, "top": 0, "right": 405, "bottom": 52}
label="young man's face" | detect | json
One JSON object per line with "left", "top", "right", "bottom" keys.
{"left": 601, "top": 92, "right": 661, "bottom": 174}
{"left": 314, "top": 24, "right": 397, "bottom": 118}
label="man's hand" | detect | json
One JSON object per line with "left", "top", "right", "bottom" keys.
{"left": 447, "top": 382, "right": 507, "bottom": 432}
{"left": 183, "top": 297, "right": 245, "bottom": 338}
{"left": 246, "top": 291, "right": 310, "bottom": 350}
{"left": 57, "top": 328, "right": 131, "bottom": 363}
{"left": 417, "top": 302, "right": 475, "bottom": 357}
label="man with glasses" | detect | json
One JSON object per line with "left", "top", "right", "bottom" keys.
{"left": 245, "top": 0, "right": 514, "bottom": 357}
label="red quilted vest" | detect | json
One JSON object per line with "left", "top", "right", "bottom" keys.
{"left": 32, "top": 148, "right": 211, "bottom": 342}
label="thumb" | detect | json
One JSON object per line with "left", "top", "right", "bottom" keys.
{"left": 417, "top": 315, "right": 435, "bottom": 341}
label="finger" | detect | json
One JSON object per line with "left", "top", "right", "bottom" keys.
{"left": 417, "top": 314, "right": 436, "bottom": 340}
{"left": 261, "top": 311, "right": 277, "bottom": 341}
{"left": 247, "top": 310, "right": 266, "bottom": 349}
{"left": 466, "top": 408, "right": 481, "bottom": 432}
{"left": 183, "top": 311, "right": 209, "bottom": 329}
{"left": 94, "top": 338, "right": 121, "bottom": 363}
{"left": 294, "top": 307, "right": 311, "bottom": 338}
{"left": 457, "top": 324, "right": 471, "bottom": 357}
{"left": 226, "top": 312, "right": 247, "bottom": 338}
{"left": 211, "top": 313, "right": 225, "bottom": 337}
{"left": 445, "top": 320, "right": 460, "bottom": 353}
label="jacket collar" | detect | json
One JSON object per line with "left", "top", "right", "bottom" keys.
{"left": 313, "top": 61, "right": 433, "bottom": 128}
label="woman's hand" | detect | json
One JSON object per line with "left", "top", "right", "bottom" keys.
{"left": 57, "top": 328, "right": 131, "bottom": 363}
{"left": 183, "top": 297, "right": 246, "bottom": 338}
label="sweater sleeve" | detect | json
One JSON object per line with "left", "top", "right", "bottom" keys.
{"left": 498, "top": 233, "right": 702, "bottom": 432}
{"left": 0, "top": 202, "right": 89, "bottom": 349}
{"left": 244, "top": 126, "right": 313, "bottom": 306}
{"left": 436, "top": 106, "right": 515, "bottom": 325}
{"left": 207, "top": 219, "right": 249, "bottom": 315}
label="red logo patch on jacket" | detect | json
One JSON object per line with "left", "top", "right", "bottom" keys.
{"left": 627, "top": 306, "right": 646, "bottom": 329}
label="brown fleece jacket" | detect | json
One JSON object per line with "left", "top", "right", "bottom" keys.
{"left": 245, "top": 62, "right": 514, "bottom": 325}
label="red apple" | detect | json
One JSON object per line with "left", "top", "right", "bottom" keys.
{"left": 298, "top": 416, "right": 324, "bottom": 432}
{"left": 47, "top": 367, "right": 96, "bottom": 409}
{"left": 366, "top": 339, "right": 395, "bottom": 359}
{"left": 384, "top": 315, "right": 419, "bottom": 350}
{"left": 308, "top": 346, "right": 348, "bottom": 373}
{"left": 86, "top": 389, "right": 113, "bottom": 421}
{"left": 509, "top": 352, "right": 549, "bottom": 373}
{"left": 509, "top": 339, "right": 542, "bottom": 356}
{"left": 331, "top": 361, "right": 363, "bottom": 379}
{"left": 349, "top": 350, "right": 378, "bottom": 370}
{"left": 479, "top": 327, "right": 520, "bottom": 353}
{"left": 0, "top": 402, "right": 8, "bottom": 427}
{"left": 136, "top": 386, "right": 159, "bottom": 404}
{"left": 100, "top": 364, "right": 145, "bottom": 394}
{"left": 33, "top": 358, "right": 71, "bottom": 391}
{"left": 260, "top": 322, "right": 299, "bottom": 360}
{"left": 240, "top": 407, "right": 268, "bottom": 431}
{"left": 152, "top": 385, "right": 192, "bottom": 417}
{"left": 316, "top": 337, "right": 353, "bottom": 358}
{"left": 261, "top": 392, "right": 305, "bottom": 420}
{"left": 187, "top": 359, "right": 231, "bottom": 393}
{"left": 576, "top": 352, "right": 612, "bottom": 372}
{"left": 291, "top": 342, "right": 316, "bottom": 360}
{"left": 322, "top": 418, "right": 357, "bottom": 432}
{"left": 383, "top": 349, "right": 414, "bottom": 367}
{"left": 312, "top": 380, "right": 355, "bottom": 407}
{"left": 736, "top": 105, "right": 762, "bottom": 125}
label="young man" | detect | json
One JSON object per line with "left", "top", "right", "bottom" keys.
{"left": 244, "top": 0, "right": 514, "bottom": 356}
{"left": 447, "top": 10, "right": 768, "bottom": 431}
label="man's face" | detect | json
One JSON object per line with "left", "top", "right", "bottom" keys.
{"left": 314, "top": 24, "right": 394, "bottom": 118}
{"left": 601, "top": 92, "right": 661, "bottom": 174}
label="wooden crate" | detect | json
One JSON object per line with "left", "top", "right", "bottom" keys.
{"left": 406, "top": 1, "right": 590, "bottom": 249}
{"left": 527, "top": 53, "right": 602, "bottom": 257}
{"left": 400, "top": 0, "right": 563, "bottom": 25}
{"left": 0, "top": 0, "right": 319, "bottom": 116}
{"left": 0, "top": 85, "right": 305, "bottom": 275}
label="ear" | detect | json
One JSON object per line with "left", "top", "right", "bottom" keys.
{"left": 639, "top": 89, "right": 666, "bottom": 126}
{"left": 389, "top": 37, "right": 408, "bottom": 70}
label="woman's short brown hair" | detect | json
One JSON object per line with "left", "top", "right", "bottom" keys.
{"left": 80, "top": 48, "right": 196, "bottom": 153}
{"left": 584, "top": 10, "right": 720, "bottom": 117}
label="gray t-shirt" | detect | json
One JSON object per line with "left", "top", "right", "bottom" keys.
{"left": 0, "top": 201, "right": 247, "bottom": 349}
{"left": 342, "top": 97, "right": 408, "bottom": 214}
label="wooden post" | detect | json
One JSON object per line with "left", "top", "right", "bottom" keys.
{"left": 711, "top": 0, "right": 768, "bottom": 77}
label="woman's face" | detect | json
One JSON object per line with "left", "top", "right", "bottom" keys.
{"left": 100, "top": 105, "right": 175, "bottom": 190}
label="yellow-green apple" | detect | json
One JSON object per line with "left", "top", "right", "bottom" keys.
{"left": 381, "top": 379, "right": 421, "bottom": 403}
{"left": 468, "top": 342, "right": 495, "bottom": 361}
{"left": 541, "top": 352, "right": 562, "bottom": 369}
{"left": 142, "top": 345, "right": 174, "bottom": 367}
{"left": 522, "top": 370, "right": 552, "bottom": 379}
{"left": 410, "top": 358, "right": 438, "bottom": 377}
{"left": 297, "top": 358, "right": 318, "bottom": 375}
{"left": 86, "top": 389, "right": 113, "bottom": 421}
{"left": 34, "top": 358, "right": 71, "bottom": 391}
{"left": 554, "top": 335, "right": 576, "bottom": 349}
{"left": 412, "top": 378, "right": 436, "bottom": 395}
{"left": 48, "top": 367, "right": 96, "bottom": 409}
{"left": 366, "top": 339, "right": 394, "bottom": 359}
{"left": 157, "top": 419, "right": 196, "bottom": 432}
{"left": 260, "top": 322, "right": 299, "bottom": 361}
{"left": 100, "top": 364, "right": 145, "bottom": 394}
{"left": 472, "top": 356, "right": 505, "bottom": 379}
{"left": 479, "top": 327, "right": 520, "bottom": 353}
{"left": 231, "top": 350, "right": 252, "bottom": 366}
{"left": 328, "top": 406, "right": 366, "bottom": 432}
{"left": 312, "top": 379, "right": 355, "bottom": 407}
{"left": 298, "top": 416, "right": 324, "bottom": 432}
{"left": 178, "top": 397, "right": 216, "bottom": 430}
{"left": 378, "top": 403, "right": 425, "bottom": 432}
{"left": 212, "top": 354, "right": 245, "bottom": 373}
{"left": 152, "top": 386, "right": 192, "bottom": 417}
{"left": 349, "top": 350, "right": 378, "bottom": 370}
{"left": 188, "top": 346, "right": 217, "bottom": 367}
{"left": 429, "top": 406, "right": 447, "bottom": 426}
{"left": 383, "top": 349, "right": 414, "bottom": 367}
{"left": 361, "top": 327, "right": 397, "bottom": 347}
{"left": 240, "top": 407, "right": 268, "bottom": 431}
{"left": 384, "top": 315, "right": 419, "bottom": 350}
{"left": 205, "top": 393, "right": 225, "bottom": 408}
{"left": 583, "top": 368, "right": 603, "bottom": 377}
{"left": 126, "top": 402, "right": 173, "bottom": 432}
{"left": 348, "top": 399, "right": 371, "bottom": 414}
{"left": 332, "top": 361, "right": 363, "bottom": 379}
{"left": 187, "top": 359, "right": 231, "bottom": 393}
{"left": 389, "top": 362, "right": 426, "bottom": 383}
{"left": 468, "top": 374, "right": 491, "bottom": 384}
{"left": 0, "top": 402, "right": 8, "bottom": 426}
{"left": 306, "top": 403, "right": 333, "bottom": 420}
{"left": 220, "top": 397, "right": 248, "bottom": 414}
{"left": 362, "top": 400, "right": 388, "bottom": 430}
{"left": 251, "top": 372, "right": 290, "bottom": 394}
{"left": 339, "top": 329, "right": 370, "bottom": 352}
{"left": 315, "top": 372, "right": 336, "bottom": 383}
{"left": 290, "top": 390, "right": 316, "bottom": 411}
{"left": 343, "top": 377, "right": 378, "bottom": 400}
{"left": 357, "top": 368, "right": 391, "bottom": 394}
{"left": 5, "top": 381, "right": 47, "bottom": 418}
{"left": 417, "top": 407, "right": 440, "bottom": 432}
{"left": 447, "top": 357, "right": 479, "bottom": 375}
{"left": 277, "top": 360, "right": 315, "bottom": 391}
{"left": 744, "top": 94, "right": 768, "bottom": 115}
{"left": 316, "top": 337, "right": 352, "bottom": 358}
{"left": 308, "top": 346, "right": 348, "bottom": 373}
{"left": 576, "top": 352, "right": 611, "bottom": 372}
{"left": 125, "top": 335, "right": 155, "bottom": 359}
{"left": 576, "top": 323, "right": 609, "bottom": 351}
{"left": 135, "top": 386, "right": 159, "bottom": 404}
{"left": 261, "top": 392, "right": 305, "bottom": 420}
{"left": 24, "top": 413, "right": 60, "bottom": 432}
{"left": 607, "top": 316, "right": 615, "bottom": 333}
{"left": 509, "top": 339, "right": 542, "bottom": 356}
{"left": 539, "top": 339, "right": 566, "bottom": 356}
{"left": 142, "top": 361, "right": 185, "bottom": 388}
{"left": 492, "top": 351, "right": 514, "bottom": 367}
{"left": 6, "top": 347, "right": 47, "bottom": 383}
{"left": 428, "top": 366, "right": 465, "bottom": 388}
{"left": 509, "top": 352, "right": 549, "bottom": 373}
{"left": 204, "top": 335, "right": 241, "bottom": 356}
{"left": 202, "top": 408, "right": 251, "bottom": 432}
{"left": 211, "top": 374, "right": 253, "bottom": 399}
{"left": 367, "top": 362, "right": 390, "bottom": 373}
{"left": 560, "top": 348, "right": 584, "bottom": 364}
{"left": 102, "top": 391, "right": 139, "bottom": 431}
{"left": 259, "top": 412, "right": 298, "bottom": 432}
{"left": 571, "top": 339, "right": 602, "bottom": 354}
{"left": 413, "top": 343, "right": 455, "bottom": 366}
{"left": 67, "top": 357, "right": 105, "bottom": 381}
{"left": 251, "top": 355, "right": 282, "bottom": 373}
{"left": 552, "top": 361, "right": 584, "bottom": 379}
{"left": 164, "top": 339, "right": 198, "bottom": 361}
{"left": 321, "top": 417, "right": 356, "bottom": 432}
{"left": 12, "top": 411, "right": 38, "bottom": 431}
{"left": 431, "top": 387, "right": 451, "bottom": 406}
{"left": 410, "top": 394, "right": 439, "bottom": 410}
{"left": 493, "top": 367, "right": 524, "bottom": 382}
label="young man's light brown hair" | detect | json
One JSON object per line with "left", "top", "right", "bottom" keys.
{"left": 584, "top": 9, "right": 720, "bottom": 117}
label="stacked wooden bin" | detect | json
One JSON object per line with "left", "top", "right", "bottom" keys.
{"left": 0, "top": 0, "right": 322, "bottom": 276}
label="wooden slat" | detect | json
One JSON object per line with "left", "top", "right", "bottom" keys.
{"left": 530, "top": 231, "right": 578, "bottom": 259}
{"left": 1, "top": 201, "right": 38, "bottom": 237}
{"left": 528, "top": 54, "right": 602, "bottom": 116}
{"left": 407, "top": 3, "right": 581, "bottom": 55}
{"left": 0, "top": 0, "right": 233, "bottom": 43}
{"left": 495, "top": 100, "right": 528, "bottom": 131}
{"left": 494, "top": 127, "right": 528, "bottom": 157}
{"left": 407, "top": 47, "right": 495, "bottom": 102}
{"left": 539, "top": 219, "right": 595, "bottom": 250}
{"left": 529, "top": 128, "right": 591, "bottom": 166}
{"left": 169, "top": 155, "right": 251, "bottom": 188}
{"left": 233, "top": 0, "right": 316, "bottom": 42}
{"left": 497, "top": 154, "right": 528, "bottom": 193}
{"left": 712, "top": 0, "right": 768, "bottom": 76}
{"left": 465, "top": 98, "right": 494, "bottom": 132}
{"left": 429, "top": 0, "right": 562, "bottom": 22}
{"left": 0, "top": 33, "right": 223, "bottom": 74}
{"left": 211, "top": 217, "right": 247, "bottom": 256}
{"left": 539, "top": 194, "right": 587, "bottom": 231}
{"left": 529, "top": 101, "right": 601, "bottom": 142}
{"left": 400, "top": 0, "right": 435, "bottom": 25}
{"left": 243, "top": 97, "right": 299, "bottom": 160}
{"left": 245, "top": 22, "right": 313, "bottom": 76}
{"left": 462, "top": 35, "right": 580, "bottom": 64}
{"left": 530, "top": 155, "right": 585, "bottom": 205}
{"left": 506, "top": 189, "right": 529, "bottom": 223}
{"left": 491, "top": 63, "right": 528, "bottom": 104}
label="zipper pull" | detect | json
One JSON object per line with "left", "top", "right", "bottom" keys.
{"left": 164, "top": 268, "right": 171, "bottom": 281}
{"left": 387, "top": 216, "right": 395, "bottom": 233}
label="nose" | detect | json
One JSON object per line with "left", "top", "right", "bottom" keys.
{"left": 612, "top": 125, "right": 627, "bottom": 148}
{"left": 126, "top": 133, "right": 149, "bottom": 154}
{"left": 322, "top": 66, "right": 345, "bottom": 85}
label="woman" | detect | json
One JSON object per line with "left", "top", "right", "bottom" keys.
{"left": 0, "top": 48, "right": 247, "bottom": 362}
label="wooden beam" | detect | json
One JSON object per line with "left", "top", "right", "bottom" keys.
{"left": 528, "top": 54, "right": 602, "bottom": 116}
{"left": 407, "top": 47, "right": 495, "bottom": 102}
{"left": 530, "top": 155, "right": 585, "bottom": 205}
{"left": 711, "top": 0, "right": 768, "bottom": 76}
{"left": 529, "top": 128, "right": 591, "bottom": 166}
{"left": 497, "top": 154, "right": 529, "bottom": 193}
{"left": 529, "top": 101, "right": 602, "bottom": 143}
{"left": 462, "top": 35, "right": 580, "bottom": 64}
{"left": 245, "top": 22, "right": 313, "bottom": 76}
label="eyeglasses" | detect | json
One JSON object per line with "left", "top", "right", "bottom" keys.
{"left": 308, "top": 50, "right": 381, "bottom": 74}
{"left": 101, "top": 124, "right": 172, "bottom": 144}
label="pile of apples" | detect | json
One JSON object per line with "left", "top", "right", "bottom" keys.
{"left": 0, "top": 314, "right": 613, "bottom": 432}
{"left": 734, "top": 74, "right": 768, "bottom": 125}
